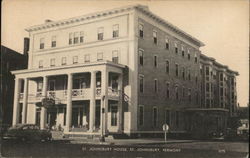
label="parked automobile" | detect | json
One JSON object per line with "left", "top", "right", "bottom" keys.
{"left": 3, "top": 124, "right": 52, "bottom": 142}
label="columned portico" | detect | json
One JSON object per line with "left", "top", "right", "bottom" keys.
{"left": 101, "top": 68, "right": 108, "bottom": 135}
{"left": 118, "top": 74, "right": 123, "bottom": 132}
{"left": 12, "top": 78, "right": 21, "bottom": 125}
{"left": 89, "top": 71, "right": 96, "bottom": 132}
{"left": 22, "top": 78, "right": 29, "bottom": 124}
{"left": 65, "top": 73, "right": 73, "bottom": 132}
{"left": 40, "top": 76, "right": 48, "bottom": 129}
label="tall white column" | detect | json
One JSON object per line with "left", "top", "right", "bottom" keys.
{"left": 101, "top": 69, "right": 108, "bottom": 135}
{"left": 12, "top": 78, "right": 21, "bottom": 125}
{"left": 22, "top": 78, "right": 29, "bottom": 124}
{"left": 89, "top": 71, "right": 96, "bottom": 132}
{"left": 65, "top": 73, "right": 73, "bottom": 132}
{"left": 118, "top": 74, "right": 123, "bottom": 132}
{"left": 40, "top": 76, "right": 48, "bottom": 129}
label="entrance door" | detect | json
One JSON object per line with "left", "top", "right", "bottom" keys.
{"left": 108, "top": 104, "right": 118, "bottom": 132}
{"left": 47, "top": 112, "right": 57, "bottom": 129}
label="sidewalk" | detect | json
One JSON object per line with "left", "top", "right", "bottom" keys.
{"left": 69, "top": 137, "right": 196, "bottom": 145}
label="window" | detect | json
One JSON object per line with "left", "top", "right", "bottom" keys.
{"left": 51, "top": 36, "right": 56, "bottom": 47}
{"left": 61, "top": 57, "right": 66, "bottom": 65}
{"left": 154, "top": 56, "right": 158, "bottom": 67}
{"left": 187, "top": 50, "right": 191, "bottom": 60}
{"left": 112, "top": 50, "right": 119, "bottom": 63}
{"left": 50, "top": 58, "right": 55, "bottom": 67}
{"left": 166, "top": 82, "right": 170, "bottom": 98}
{"left": 182, "top": 86, "right": 185, "bottom": 98}
{"left": 220, "top": 73, "right": 223, "bottom": 81}
{"left": 84, "top": 54, "right": 90, "bottom": 62}
{"left": 195, "top": 53, "right": 198, "bottom": 63}
{"left": 139, "top": 75, "right": 144, "bottom": 93}
{"left": 165, "top": 38, "right": 169, "bottom": 50}
{"left": 97, "top": 52, "right": 103, "bottom": 61}
{"left": 154, "top": 79, "right": 158, "bottom": 93}
{"left": 113, "top": 24, "right": 119, "bottom": 38}
{"left": 80, "top": 31, "right": 84, "bottom": 43}
{"left": 195, "top": 75, "right": 198, "bottom": 84}
{"left": 69, "top": 33, "right": 73, "bottom": 45}
{"left": 139, "top": 24, "right": 143, "bottom": 38}
{"left": 188, "top": 69, "right": 191, "bottom": 80}
{"left": 139, "top": 49, "right": 143, "bottom": 66}
{"left": 153, "top": 30, "right": 157, "bottom": 44}
{"left": 63, "top": 108, "right": 66, "bottom": 126}
{"left": 111, "top": 105, "right": 118, "bottom": 126}
{"left": 153, "top": 107, "right": 157, "bottom": 127}
{"left": 39, "top": 60, "right": 43, "bottom": 68}
{"left": 165, "top": 60, "right": 170, "bottom": 74}
{"left": 176, "top": 111, "right": 179, "bottom": 128}
{"left": 182, "top": 67, "right": 185, "bottom": 79}
{"left": 98, "top": 27, "right": 104, "bottom": 40}
{"left": 206, "top": 83, "right": 210, "bottom": 92}
{"left": 188, "top": 89, "right": 191, "bottom": 102}
{"left": 73, "top": 32, "right": 79, "bottom": 44}
{"left": 37, "top": 81, "right": 43, "bottom": 92}
{"left": 175, "top": 85, "right": 179, "bottom": 100}
{"left": 165, "top": 110, "right": 170, "bottom": 125}
{"left": 175, "top": 64, "right": 179, "bottom": 77}
{"left": 196, "top": 91, "right": 199, "bottom": 104}
{"left": 181, "top": 46, "right": 185, "bottom": 57}
{"left": 73, "top": 56, "right": 78, "bottom": 64}
{"left": 40, "top": 38, "right": 44, "bottom": 49}
{"left": 175, "top": 43, "right": 178, "bottom": 54}
{"left": 139, "top": 106, "right": 144, "bottom": 126}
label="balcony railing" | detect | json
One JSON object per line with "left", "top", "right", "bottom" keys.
{"left": 19, "top": 87, "right": 120, "bottom": 101}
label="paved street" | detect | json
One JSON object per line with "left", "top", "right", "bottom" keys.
{"left": 1, "top": 138, "right": 248, "bottom": 158}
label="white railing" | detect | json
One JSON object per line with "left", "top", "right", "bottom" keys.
{"left": 108, "top": 87, "right": 119, "bottom": 98}
{"left": 96, "top": 88, "right": 101, "bottom": 96}
{"left": 72, "top": 88, "right": 91, "bottom": 99}
{"left": 22, "top": 88, "right": 121, "bottom": 101}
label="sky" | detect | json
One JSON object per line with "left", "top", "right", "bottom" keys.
{"left": 2, "top": 0, "right": 249, "bottom": 107}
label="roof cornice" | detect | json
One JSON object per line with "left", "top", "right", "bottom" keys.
{"left": 25, "top": 4, "right": 204, "bottom": 47}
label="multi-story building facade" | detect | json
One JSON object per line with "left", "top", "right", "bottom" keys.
{"left": 11, "top": 5, "right": 238, "bottom": 138}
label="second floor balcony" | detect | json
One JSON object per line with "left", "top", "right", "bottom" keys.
{"left": 19, "top": 87, "right": 120, "bottom": 103}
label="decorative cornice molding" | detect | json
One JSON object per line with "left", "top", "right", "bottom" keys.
{"left": 200, "top": 53, "right": 239, "bottom": 75}
{"left": 25, "top": 4, "right": 204, "bottom": 47}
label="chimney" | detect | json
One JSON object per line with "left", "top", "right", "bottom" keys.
{"left": 23, "top": 37, "right": 29, "bottom": 55}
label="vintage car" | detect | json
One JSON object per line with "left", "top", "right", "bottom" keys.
{"left": 3, "top": 124, "right": 52, "bottom": 142}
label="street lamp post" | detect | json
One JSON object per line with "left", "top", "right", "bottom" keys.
{"left": 100, "top": 95, "right": 105, "bottom": 142}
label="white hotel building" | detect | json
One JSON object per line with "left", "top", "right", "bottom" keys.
{"left": 12, "top": 5, "right": 236, "bottom": 137}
